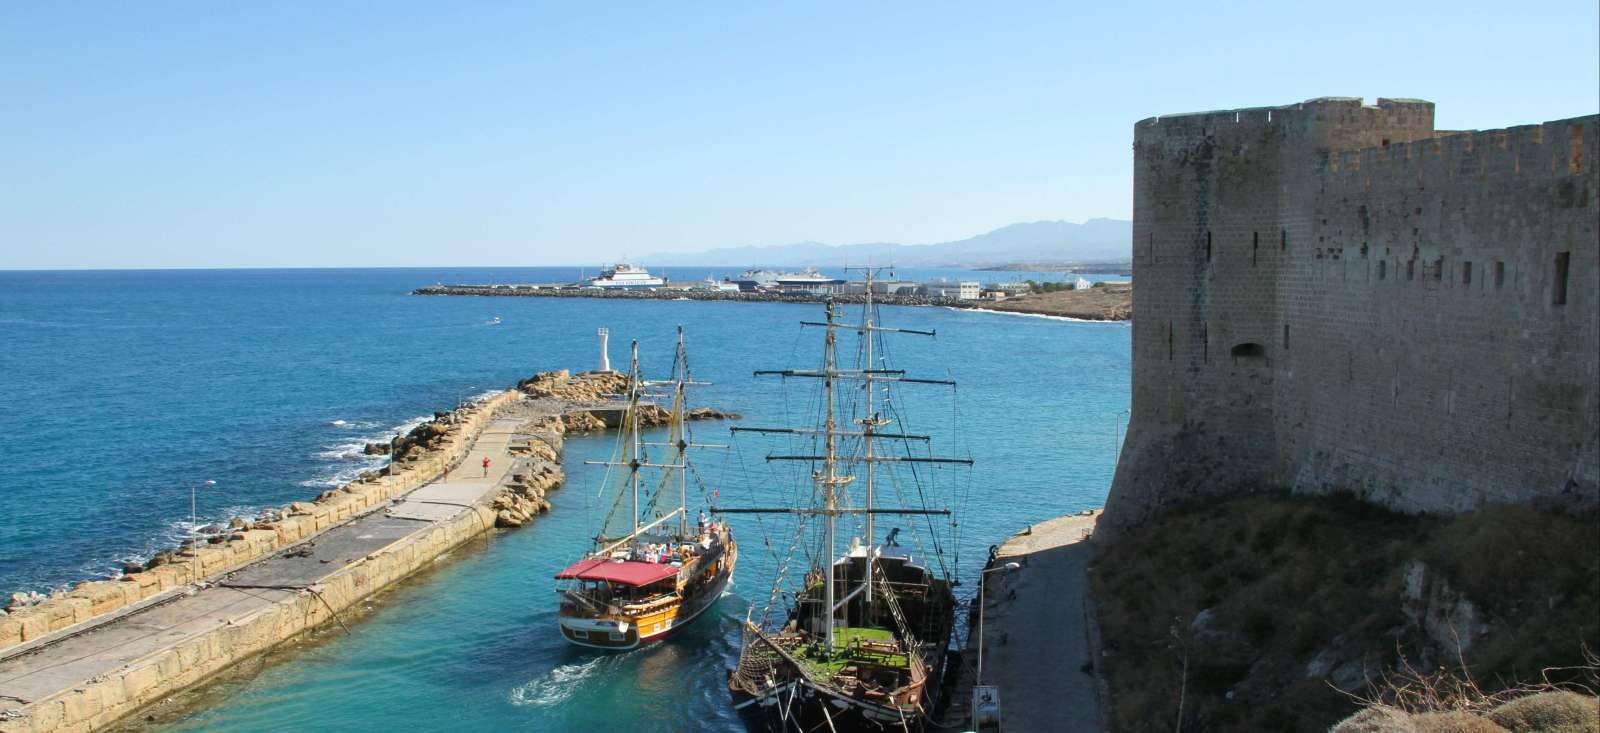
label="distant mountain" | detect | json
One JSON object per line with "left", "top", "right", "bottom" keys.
{"left": 645, "top": 219, "right": 1131, "bottom": 268}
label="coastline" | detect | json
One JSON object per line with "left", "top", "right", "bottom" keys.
{"left": 0, "top": 370, "right": 711, "bottom": 733}
{"left": 412, "top": 283, "right": 1134, "bottom": 322}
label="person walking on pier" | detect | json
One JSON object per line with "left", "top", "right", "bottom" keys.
{"left": 482, "top": 456, "right": 490, "bottom": 477}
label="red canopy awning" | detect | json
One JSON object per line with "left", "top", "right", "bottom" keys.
{"left": 555, "top": 558, "right": 679, "bottom": 587}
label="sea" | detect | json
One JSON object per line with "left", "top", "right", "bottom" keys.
{"left": 0, "top": 267, "right": 1129, "bottom": 732}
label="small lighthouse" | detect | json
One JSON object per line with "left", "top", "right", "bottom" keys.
{"left": 597, "top": 328, "right": 612, "bottom": 373}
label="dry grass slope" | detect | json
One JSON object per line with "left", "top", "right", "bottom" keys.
{"left": 1091, "top": 493, "right": 1599, "bottom": 732}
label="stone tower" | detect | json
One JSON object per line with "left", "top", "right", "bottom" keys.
{"left": 1105, "top": 98, "right": 1599, "bottom": 528}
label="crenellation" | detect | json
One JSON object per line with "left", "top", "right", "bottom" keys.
{"left": 1107, "top": 97, "right": 1599, "bottom": 530}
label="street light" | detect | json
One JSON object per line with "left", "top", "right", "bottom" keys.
{"left": 191, "top": 479, "right": 215, "bottom": 584}
{"left": 976, "top": 561, "right": 1022, "bottom": 685}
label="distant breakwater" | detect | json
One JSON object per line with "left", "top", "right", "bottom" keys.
{"left": 412, "top": 284, "right": 1132, "bottom": 321}
{"left": 414, "top": 284, "right": 969, "bottom": 308}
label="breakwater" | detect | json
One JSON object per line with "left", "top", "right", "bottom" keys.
{"left": 412, "top": 283, "right": 1134, "bottom": 321}
{"left": 0, "top": 369, "right": 693, "bottom": 733}
{"left": 414, "top": 284, "right": 971, "bottom": 308}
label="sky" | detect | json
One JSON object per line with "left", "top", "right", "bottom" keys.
{"left": 2, "top": 2, "right": 1596, "bottom": 269}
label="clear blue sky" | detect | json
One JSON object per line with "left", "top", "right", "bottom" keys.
{"left": 3, "top": 2, "right": 1596, "bottom": 268}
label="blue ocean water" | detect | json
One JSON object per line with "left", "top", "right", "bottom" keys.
{"left": 0, "top": 268, "right": 1128, "bottom": 731}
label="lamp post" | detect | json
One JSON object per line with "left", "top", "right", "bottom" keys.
{"left": 191, "top": 479, "right": 215, "bottom": 583}
{"left": 976, "top": 561, "right": 1021, "bottom": 685}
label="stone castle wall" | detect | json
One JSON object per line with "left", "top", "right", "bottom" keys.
{"left": 1106, "top": 97, "right": 1599, "bottom": 527}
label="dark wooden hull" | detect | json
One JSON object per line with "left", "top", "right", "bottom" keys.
{"left": 730, "top": 676, "right": 932, "bottom": 733}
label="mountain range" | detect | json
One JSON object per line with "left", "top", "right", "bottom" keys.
{"left": 645, "top": 218, "right": 1131, "bottom": 268}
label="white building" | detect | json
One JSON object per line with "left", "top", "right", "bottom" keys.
{"left": 921, "top": 281, "right": 980, "bottom": 300}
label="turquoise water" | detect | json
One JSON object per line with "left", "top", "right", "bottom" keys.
{"left": 0, "top": 268, "right": 1128, "bottom": 731}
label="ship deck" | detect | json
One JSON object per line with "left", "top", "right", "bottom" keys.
{"left": 793, "top": 626, "right": 908, "bottom": 678}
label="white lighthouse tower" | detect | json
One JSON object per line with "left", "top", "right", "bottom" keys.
{"left": 597, "top": 328, "right": 612, "bottom": 373}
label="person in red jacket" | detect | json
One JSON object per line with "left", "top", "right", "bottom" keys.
{"left": 481, "top": 456, "right": 490, "bottom": 477}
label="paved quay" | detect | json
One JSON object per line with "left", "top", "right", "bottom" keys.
{"left": 0, "top": 399, "right": 552, "bottom": 733}
{"left": 947, "top": 510, "right": 1107, "bottom": 733}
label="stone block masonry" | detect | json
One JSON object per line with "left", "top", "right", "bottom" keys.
{"left": 1106, "top": 98, "right": 1598, "bottom": 528}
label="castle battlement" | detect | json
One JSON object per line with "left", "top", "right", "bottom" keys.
{"left": 1106, "top": 98, "right": 1598, "bottom": 529}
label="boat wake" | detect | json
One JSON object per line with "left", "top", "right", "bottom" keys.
{"left": 945, "top": 305, "right": 1129, "bottom": 325}
{"left": 508, "top": 658, "right": 604, "bottom": 707}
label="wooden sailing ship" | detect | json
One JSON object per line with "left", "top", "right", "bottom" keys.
{"left": 725, "top": 274, "right": 967, "bottom": 731}
{"left": 555, "top": 328, "right": 737, "bottom": 650}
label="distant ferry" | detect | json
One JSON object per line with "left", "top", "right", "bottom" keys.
{"left": 589, "top": 263, "right": 666, "bottom": 290}
{"left": 734, "top": 268, "right": 844, "bottom": 294}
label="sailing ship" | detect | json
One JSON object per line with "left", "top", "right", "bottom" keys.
{"left": 555, "top": 329, "right": 737, "bottom": 650}
{"left": 724, "top": 272, "right": 968, "bottom": 731}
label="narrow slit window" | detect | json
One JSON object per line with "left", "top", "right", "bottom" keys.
{"left": 1553, "top": 251, "right": 1570, "bottom": 305}
{"left": 1252, "top": 232, "right": 1259, "bottom": 267}
{"left": 1206, "top": 231, "right": 1212, "bottom": 263}
{"left": 1407, "top": 259, "right": 1415, "bottom": 281}
{"left": 1494, "top": 261, "right": 1505, "bottom": 289}
{"left": 1462, "top": 261, "right": 1472, "bottom": 286}
{"left": 1571, "top": 124, "right": 1585, "bottom": 176}
{"left": 1283, "top": 323, "right": 1290, "bottom": 351}
{"left": 1281, "top": 229, "right": 1287, "bottom": 251}
{"left": 1378, "top": 260, "right": 1387, "bottom": 280}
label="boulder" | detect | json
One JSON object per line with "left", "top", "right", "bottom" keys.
{"left": 363, "top": 442, "right": 392, "bottom": 455}
{"left": 495, "top": 510, "right": 524, "bottom": 528}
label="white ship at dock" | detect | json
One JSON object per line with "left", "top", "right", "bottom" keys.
{"left": 588, "top": 263, "right": 666, "bottom": 290}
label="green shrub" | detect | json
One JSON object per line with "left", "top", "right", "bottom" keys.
{"left": 1410, "top": 711, "right": 1510, "bottom": 732}
{"left": 1485, "top": 691, "right": 1600, "bottom": 733}
{"left": 1332, "top": 706, "right": 1419, "bottom": 733}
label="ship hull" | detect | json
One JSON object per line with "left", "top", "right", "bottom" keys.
{"left": 730, "top": 678, "right": 931, "bottom": 733}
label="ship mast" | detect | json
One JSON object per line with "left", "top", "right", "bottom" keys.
{"left": 822, "top": 301, "right": 841, "bottom": 653}
{"left": 675, "top": 326, "right": 689, "bottom": 538}
{"left": 861, "top": 269, "right": 878, "bottom": 609}
{"left": 719, "top": 283, "right": 971, "bottom": 654}
{"left": 629, "top": 340, "right": 642, "bottom": 534}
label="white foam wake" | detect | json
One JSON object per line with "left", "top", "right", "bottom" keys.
{"left": 945, "top": 306, "right": 1130, "bottom": 325}
{"left": 508, "top": 658, "right": 604, "bottom": 707}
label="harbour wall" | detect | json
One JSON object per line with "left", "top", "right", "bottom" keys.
{"left": 1106, "top": 98, "right": 1599, "bottom": 528}
{"left": 7, "top": 488, "right": 501, "bottom": 733}
{"left": 0, "top": 390, "right": 522, "bottom": 655}
{"left": 0, "top": 387, "right": 556, "bottom": 733}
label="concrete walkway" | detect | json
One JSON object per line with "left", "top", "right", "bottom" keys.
{"left": 0, "top": 417, "right": 529, "bottom": 730}
{"left": 975, "top": 511, "right": 1106, "bottom": 733}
